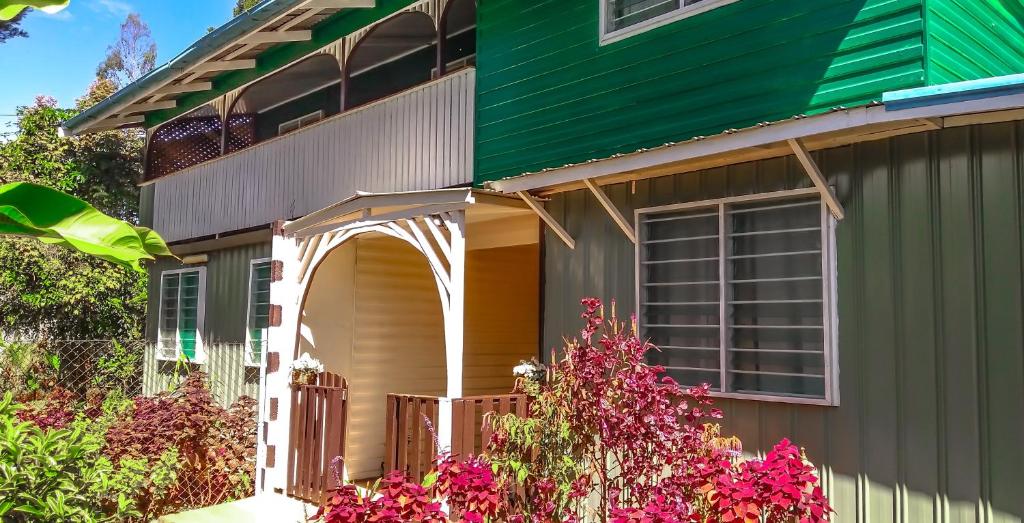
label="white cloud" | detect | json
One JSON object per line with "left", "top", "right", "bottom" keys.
{"left": 90, "top": 0, "right": 134, "bottom": 18}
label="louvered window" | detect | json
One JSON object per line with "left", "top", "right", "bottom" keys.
{"left": 246, "top": 259, "right": 272, "bottom": 366}
{"left": 637, "top": 191, "right": 838, "bottom": 404}
{"left": 602, "top": 0, "right": 737, "bottom": 43}
{"left": 158, "top": 268, "right": 206, "bottom": 362}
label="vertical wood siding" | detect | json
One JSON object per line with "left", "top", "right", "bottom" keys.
{"left": 475, "top": 0, "right": 927, "bottom": 183}
{"left": 925, "top": 0, "right": 1024, "bottom": 83}
{"left": 540, "top": 122, "right": 1024, "bottom": 523}
{"left": 151, "top": 69, "right": 475, "bottom": 243}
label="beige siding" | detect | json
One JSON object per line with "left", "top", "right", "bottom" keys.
{"left": 464, "top": 244, "right": 540, "bottom": 396}
{"left": 151, "top": 69, "right": 476, "bottom": 243}
{"left": 302, "top": 236, "right": 446, "bottom": 480}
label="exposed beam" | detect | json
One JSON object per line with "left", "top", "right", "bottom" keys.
{"left": 85, "top": 115, "right": 145, "bottom": 131}
{"left": 243, "top": 30, "right": 312, "bottom": 45}
{"left": 151, "top": 81, "right": 214, "bottom": 96}
{"left": 306, "top": 0, "right": 374, "bottom": 7}
{"left": 122, "top": 100, "right": 177, "bottom": 113}
{"left": 583, "top": 178, "right": 637, "bottom": 243}
{"left": 919, "top": 117, "right": 944, "bottom": 130}
{"left": 516, "top": 191, "right": 575, "bottom": 249}
{"left": 786, "top": 138, "right": 845, "bottom": 220}
{"left": 188, "top": 59, "right": 258, "bottom": 74}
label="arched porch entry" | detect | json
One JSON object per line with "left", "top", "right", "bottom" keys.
{"left": 263, "top": 188, "right": 540, "bottom": 493}
{"left": 298, "top": 231, "right": 448, "bottom": 481}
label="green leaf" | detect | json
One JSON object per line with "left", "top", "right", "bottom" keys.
{"left": 0, "top": 0, "right": 68, "bottom": 20}
{"left": 0, "top": 182, "right": 173, "bottom": 272}
{"left": 420, "top": 471, "right": 438, "bottom": 489}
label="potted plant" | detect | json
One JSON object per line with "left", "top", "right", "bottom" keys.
{"left": 290, "top": 352, "right": 324, "bottom": 386}
{"left": 511, "top": 358, "right": 545, "bottom": 393}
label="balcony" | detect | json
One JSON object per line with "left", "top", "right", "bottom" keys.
{"left": 147, "top": 67, "right": 474, "bottom": 243}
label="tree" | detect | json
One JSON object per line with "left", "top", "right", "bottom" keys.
{"left": 96, "top": 13, "right": 157, "bottom": 89}
{"left": 0, "top": 10, "right": 27, "bottom": 43}
{"left": 233, "top": 0, "right": 260, "bottom": 16}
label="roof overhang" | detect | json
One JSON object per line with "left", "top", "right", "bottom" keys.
{"left": 60, "top": 0, "right": 374, "bottom": 136}
{"left": 488, "top": 75, "right": 1024, "bottom": 196}
{"left": 283, "top": 188, "right": 529, "bottom": 239}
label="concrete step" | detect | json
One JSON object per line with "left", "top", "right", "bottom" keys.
{"left": 156, "top": 493, "right": 318, "bottom": 523}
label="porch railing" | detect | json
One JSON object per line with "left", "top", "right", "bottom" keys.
{"left": 287, "top": 373, "right": 348, "bottom": 504}
{"left": 385, "top": 393, "right": 529, "bottom": 482}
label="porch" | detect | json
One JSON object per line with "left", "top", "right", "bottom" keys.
{"left": 260, "top": 188, "right": 540, "bottom": 500}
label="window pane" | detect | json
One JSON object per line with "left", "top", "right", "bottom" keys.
{"left": 608, "top": 0, "right": 680, "bottom": 32}
{"left": 640, "top": 208, "right": 721, "bottom": 390}
{"left": 248, "top": 261, "right": 272, "bottom": 363}
{"left": 725, "top": 198, "right": 826, "bottom": 398}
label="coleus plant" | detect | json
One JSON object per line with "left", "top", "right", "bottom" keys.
{"left": 486, "top": 298, "right": 833, "bottom": 523}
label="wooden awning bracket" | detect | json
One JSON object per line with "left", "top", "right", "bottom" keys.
{"left": 583, "top": 178, "right": 637, "bottom": 244}
{"left": 516, "top": 191, "right": 576, "bottom": 249}
{"left": 787, "top": 138, "right": 845, "bottom": 220}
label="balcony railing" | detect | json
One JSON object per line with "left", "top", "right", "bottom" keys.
{"left": 148, "top": 68, "right": 476, "bottom": 243}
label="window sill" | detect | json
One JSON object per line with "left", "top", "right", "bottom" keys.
{"left": 600, "top": 0, "right": 740, "bottom": 46}
{"left": 709, "top": 390, "right": 838, "bottom": 407}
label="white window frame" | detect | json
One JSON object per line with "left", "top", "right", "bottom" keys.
{"left": 599, "top": 0, "right": 740, "bottom": 46}
{"left": 156, "top": 267, "right": 207, "bottom": 363}
{"left": 634, "top": 187, "right": 839, "bottom": 406}
{"left": 245, "top": 258, "right": 272, "bottom": 367}
{"left": 277, "top": 110, "right": 324, "bottom": 136}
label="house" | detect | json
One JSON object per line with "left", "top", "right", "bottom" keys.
{"left": 62, "top": 0, "right": 1024, "bottom": 520}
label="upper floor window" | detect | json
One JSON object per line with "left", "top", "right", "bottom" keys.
{"left": 246, "top": 259, "right": 272, "bottom": 366}
{"left": 636, "top": 190, "right": 838, "bottom": 405}
{"left": 158, "top": 267, "right": 206, "bottom": 362}
{"left": 601, "top": 0, "right": 739, "bottom": 44}
{"left": 278, "top": 111, "right": 324, "bottom": 136}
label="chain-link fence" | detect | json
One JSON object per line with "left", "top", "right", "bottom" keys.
{"left": 1, "top": 339, "right": 261, "bottom": 519}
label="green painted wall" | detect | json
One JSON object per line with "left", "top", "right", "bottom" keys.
{"left": 145, "top": 241, "right": 272, "bottom": 343}
{"left": 474, "top": 0, "right": 927, "bottom": 184}
{"left": 925, "top": 0, "right": 1024, "bottom": 83}
{"left": 540, "top": 121, "right": 1024, "bottom": 522}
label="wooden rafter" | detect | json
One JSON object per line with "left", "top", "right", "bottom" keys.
{"left": 242, "top": 30, "right": 312, "bottom": 45}
{"left": 188, "top": 59, "right": 258, "bottom": 74}
{"left": 516, "top": 191, "right": 575, "bottom": 249}
{"left": 787, "top": 138, "right": 845, "bottom": 220}
{"left": 583, "top": 178, "right": 637, "bottom": 243}
{"left": 151, "top": 82, "right": 214, "bottom": 96}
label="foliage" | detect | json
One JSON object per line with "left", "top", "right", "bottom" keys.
{"left": 0, "top": 9, "right": 26, "bottom": 43}
{"left": 103, "top": 373, "right": 257, "bottom": 518}
{"left": 14, "top": 387, "right": 77, "bottom": 430}
{"left": 92, "top": 339, "right": 143, "bottom": 390}
{"left": 314, "top": 453, "right": 500, "bottom": 523}
{"left": 0, "top": 339, "right": 58, "bottom": 400}
{"left": 0, "top": 98, "right": 150, "bottom": 340}
{"left": 0, "top": 392, "right": 137, "bottom": 522}
{"left": 96, "top": 13, "right": 157, "bottom": 89}
{"left": 0, "top": 181, "right": 172, "bottom": 271}
{"left": 0, "top": 0, "right": 68, "bottom": 21}
{"left": 233, "top": 0, "right": 261, "bottom": 16}
{"left": 486, "top": 298, "right": 833, "bottom": 523}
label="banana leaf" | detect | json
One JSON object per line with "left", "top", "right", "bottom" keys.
{"left": 0, "top": 0, "right": 69, "bottom": 20}
{"left": 0, "top": 181, "right": 173, "bottom": 272}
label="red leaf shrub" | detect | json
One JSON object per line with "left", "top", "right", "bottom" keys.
{"left": 15, "top": 387, "right": 78, "bottom": 430}
{"left": 486, "top": 298, "right": 833, "bottom": 523}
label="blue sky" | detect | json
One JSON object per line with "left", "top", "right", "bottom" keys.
{"left": 0, "top": 0, "right": 239, "bottom": 132}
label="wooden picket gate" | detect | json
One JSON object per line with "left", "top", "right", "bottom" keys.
{"left": 287, "top": 372, "right": 348, "bottom": 504}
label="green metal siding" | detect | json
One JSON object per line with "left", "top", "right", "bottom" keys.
{"left": 474, "top": 0, "right": 927, "bottom": 184}
{"left": 145, "top": 241, "right": 272, "bottom": 343}
{"left": 541, "top": 121, "right": 1024, "bottom": 522}
{"left": 142, "top": 343, "right": 260, "bottom": 408}
{"left": 925, "top": 0, "right": 1024, "bottom": 83}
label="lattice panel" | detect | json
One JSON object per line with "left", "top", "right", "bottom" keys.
{"left": 146, "top": 109, "right": 223, "bottom": 180}
{"left": 225, "top": 113, "right": 257, "bottom": 154}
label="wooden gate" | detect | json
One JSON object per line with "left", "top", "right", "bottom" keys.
{"left": 287, "top": 372, "right": 348, "bottom": 504}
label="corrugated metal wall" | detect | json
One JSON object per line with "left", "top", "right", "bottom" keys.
{"left": 541, "top": 121, "right": 1024, "bottom": 522}
{"left": 141, "top": 343, "right": 260, "bottom": 408}
{"left": 146, "top": 241, "right": 272, "bottom": 343}
{"left": 475, "top": 0, "right": 927, "bottom": 183}
{"left": 150, "top": 69, "right": 475, "bottom": 242}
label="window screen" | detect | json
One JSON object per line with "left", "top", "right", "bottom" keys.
{"left": 247, "top": 260, "right": 272, "bottom": 365}
{"left": 638, "top": 193, "right": 836, "bottom": 402}
{"left": 159, "top": 269, "right": 204, "bottom": 361}
{"left": 606, "top": 0, "right": 713, "bottom": 33}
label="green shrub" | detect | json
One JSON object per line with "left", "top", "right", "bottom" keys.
{"left": 0, "top": 392, "right": 138, "bottom": 522}
{"left": 0, "top": 340, "right": 58, "bottom": 400}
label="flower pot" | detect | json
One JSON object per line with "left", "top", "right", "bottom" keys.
{"left": 292, "top": 370, "right": 316, "bottom": 386}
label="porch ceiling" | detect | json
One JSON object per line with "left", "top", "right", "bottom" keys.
{"left": 283, "top": 188, "right": 530, "bottom": 239}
